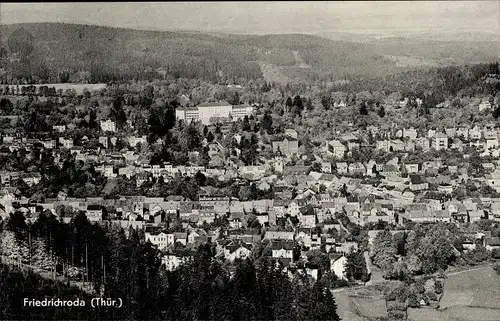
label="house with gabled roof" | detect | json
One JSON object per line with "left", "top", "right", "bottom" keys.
{"left": 145, "top": 231, "right": 175, "bottom": 250}
{"left": 223, "top": 241, "right": 253, "bottom": 262}
{"left": 264, "top": 230, "right": 295, "bottom": 241}
{"left": 325, "top": 140, "right": 346, "bottom": 159}
{"left": 271, "top": 240, "right": 294, "bottom": 260}
{"left": 485, "top": 237, "right": 500, "bottom": 251}
{"left": 174, "top": 232, "right": 188, "bottom": 246}
{"left": 298, "top": 204, "right": 316, "bottom": 228}
{"left": 272, "top": 135, "right": 299, "bottom": 156}
{"left": 336, "top": 162, "right": 348, "bottom": 175}
{"left": 410, "top": 175, "right": 428, "bottom": 191}
{"left": 86, "top": 204, "right": 103, "bottom": 222}
{"left": 330, "top": 253, "right": 348, "bottom": 280}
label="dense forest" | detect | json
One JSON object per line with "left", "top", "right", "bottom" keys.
{"left": 0, "top": 212, "right": 340, "bottom": 321}
{"left": 0, "top": 23, "right": 497, "bottom": 84}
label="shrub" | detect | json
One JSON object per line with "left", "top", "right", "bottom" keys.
{"left": 407, "top": 293, "right": 421, "bottom": 308}
{"left": 388, "top": 309, "right": 406, "bottom": 320}
{"left": 494, "top": 262, "right": 500, "bottom": 275}
{"left": 386, "top": 284, "right": 409, "bottom": 303}
{"left": 385, "top": 290, "right": 397, "bottom": 301}
{"left": 425, "top": 291, "right": 437, "bottom": 301}
{"left": 415, "top": 279, "right": 426, "bottom": 294}
{"left": 434, "top": 280, "right": 443, "bottom": 294}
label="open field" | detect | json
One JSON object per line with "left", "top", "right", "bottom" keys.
{"left": 383, "top": 54, "right": 443, "bottom": 68}
{"left": 257, "top": 61, "right": 294, "bottom": 85}
{"left": 409, "top": 266, "right": 500, "bottom": 321}
{"left": 440, "top": 266, "right": 500, "bottom": 309}
{"left": 408, "top": 306, "right": 500, "bottom": 321}
{"left": 350, "top": 296, "right": 388, "bottom": 319}
{"left": 333, "top": 286, "right": 388, "bottom": 321}
{"left": 332, "top": 291, "right": 367, "bottom": 321}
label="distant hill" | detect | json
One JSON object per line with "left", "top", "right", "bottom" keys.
{"left": 317, "top": 30, "right": 500, "bottom": 43}
{"left": 0, "top": 22, "right": 497, "bottom": 84}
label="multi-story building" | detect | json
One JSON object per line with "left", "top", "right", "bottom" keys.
{"left": 86, "top": 205, "right": 103, "bottom": 222}
{"left": 433, "top": 132, "right": 448, "bottom": 151}
{"left": 376, "top": 140, "right": 391, "bottom": 153}
{"left": 175, "top": 102, "right": 254, "bottom": 125}
{"left": 43, "top": 139, "right": 56, "bottom": 149}
{"left": 59, "top": 137, "right": 74, "bottom": 149}
{"left": 231, "top": 104, "right": 254, "bottom": 120}
{"left": 485, "top": 171, "right": 500, "bottom": 193}
{"left": 145, "top": 232, "right": 175, "bottom": 250}
{"left": 52, "top": 125, "right": 66, "bottom": 133}
{"left": 198, "top": 101, "right": 233, "bottom": 123}
{"left": 100, "top": 119, "right": 116, "bottom": 132}
{"left": 325, "top": 140, "right": 346, "bottom": 159}
{"left": 99, "top": 136, "right": 109, "bottom": 149}
{"left": 272, "top": 137, "right": 299, "bottom": 156}
{"left": 175, "top": 107, "right": 199, "bottom": 124}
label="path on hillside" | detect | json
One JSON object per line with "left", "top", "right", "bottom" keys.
{"left": 446, "top": 265, "right": 492, "bottom": 276}
{"left": 257, "top": 61, "right": 293, "bottom": 85}
{"left": 291, "top": 50, "right": 311, "bottom": 69}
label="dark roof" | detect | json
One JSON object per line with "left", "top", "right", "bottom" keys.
{"left": 232, "top": 104, "right": 252, "bottom": 109}
{"left": 87, "top": 204, "right": 102, "bottom": 211}
{"left": 410, "top": 175, "right": 426, "bottom": 185}
{"left": 299, "top": 204, "right": 315, "bottom": 216}
{"left": 319, "top": 174, "right": 336, "bottom": 181}
{"left": 283, "top": 166, "right": 310, "bottom": 175}
{"left": 227, "top": 229, "right": 261, "bottom": 236}
{"left": 328, "top": 253, "right": 344, "bottom": 261}
{"left": 197, "top": 101, "right": 231, "bottom": 107}
{"left": 275, "top": 257, "right": 292, "bottom": 266}
{"left": 346, "top": 196, "right": 358, "bottom": 203}
{"left": 226, "top": 241, "right": 252, "bottom": 253}
{"left": 486, "top": 237, "right": 500, "bottom": 246}
{"left": 271, "top": 241, "right": 295, "bottom": 251}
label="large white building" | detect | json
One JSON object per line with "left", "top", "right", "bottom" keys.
{"left": 145, "top": 232, "right": 175, "bottom": 250}
{"left": 176, "top": 101, "right": 254, "bottom": 125}
{"left": 100, "top": 119, "right": 116, "bottom": 132}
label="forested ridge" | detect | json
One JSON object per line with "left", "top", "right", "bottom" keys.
{"left": 0, "top": 22, "right": 497, "bottom": 84}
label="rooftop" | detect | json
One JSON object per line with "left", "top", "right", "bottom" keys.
{"left": 197, "top": 101, "right": 231, "bottom": 108}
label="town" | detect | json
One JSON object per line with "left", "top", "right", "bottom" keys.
{"left": 1, "top": 66, "right": 500, "bottom": 319}
{"left": 1, "top": 3, "right": 500, "bottom": 321}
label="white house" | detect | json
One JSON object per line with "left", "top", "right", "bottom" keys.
{"left": 161, "top": 254, "right": 190, "bottom": 271}
{"left": 271, "top": 241, "right": 294, "bottom": 259}
{"left": 433, "top": 133, "right": 448, "bottom": 151}
{"left": 224, "top": 243, "right": 252, "bottom": 262}
{"left": 479, "top": 100, "right": 493, "bottom": 112}
{"left": 145, "top": 232, "right": 175, "bottom": 250}
{"left": 100, "top": 119, "right": 116, "bottom": 132}
{"left": 325, "top": 140, "right": 346, "bottom": 159}
{"left": 330, "top": 254, "right": 348, "bottom": 280}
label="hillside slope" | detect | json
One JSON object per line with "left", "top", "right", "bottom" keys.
{"left": 0, "top": 23, "right": 497, "bottom": 84}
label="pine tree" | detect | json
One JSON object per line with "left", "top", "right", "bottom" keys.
{"left": 359, "top": 103, "right": 368, "bottom": 115}
{"left": 307, "top": 282, "right": 341, "bottom": 321}
{"left": 377, "top": 105, "right": 386, "bottom": 117}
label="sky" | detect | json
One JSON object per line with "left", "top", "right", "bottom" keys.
{"left": 0, "top": 2, "right": 499, "bottom": 36}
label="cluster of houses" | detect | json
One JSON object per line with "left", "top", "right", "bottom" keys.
{"left": 2, "top": 102, "right": 500, "bottom": 282}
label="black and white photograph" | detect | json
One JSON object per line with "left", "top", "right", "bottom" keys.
{"left": 0, "top": 1, "right": 499, "bottom": 320}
